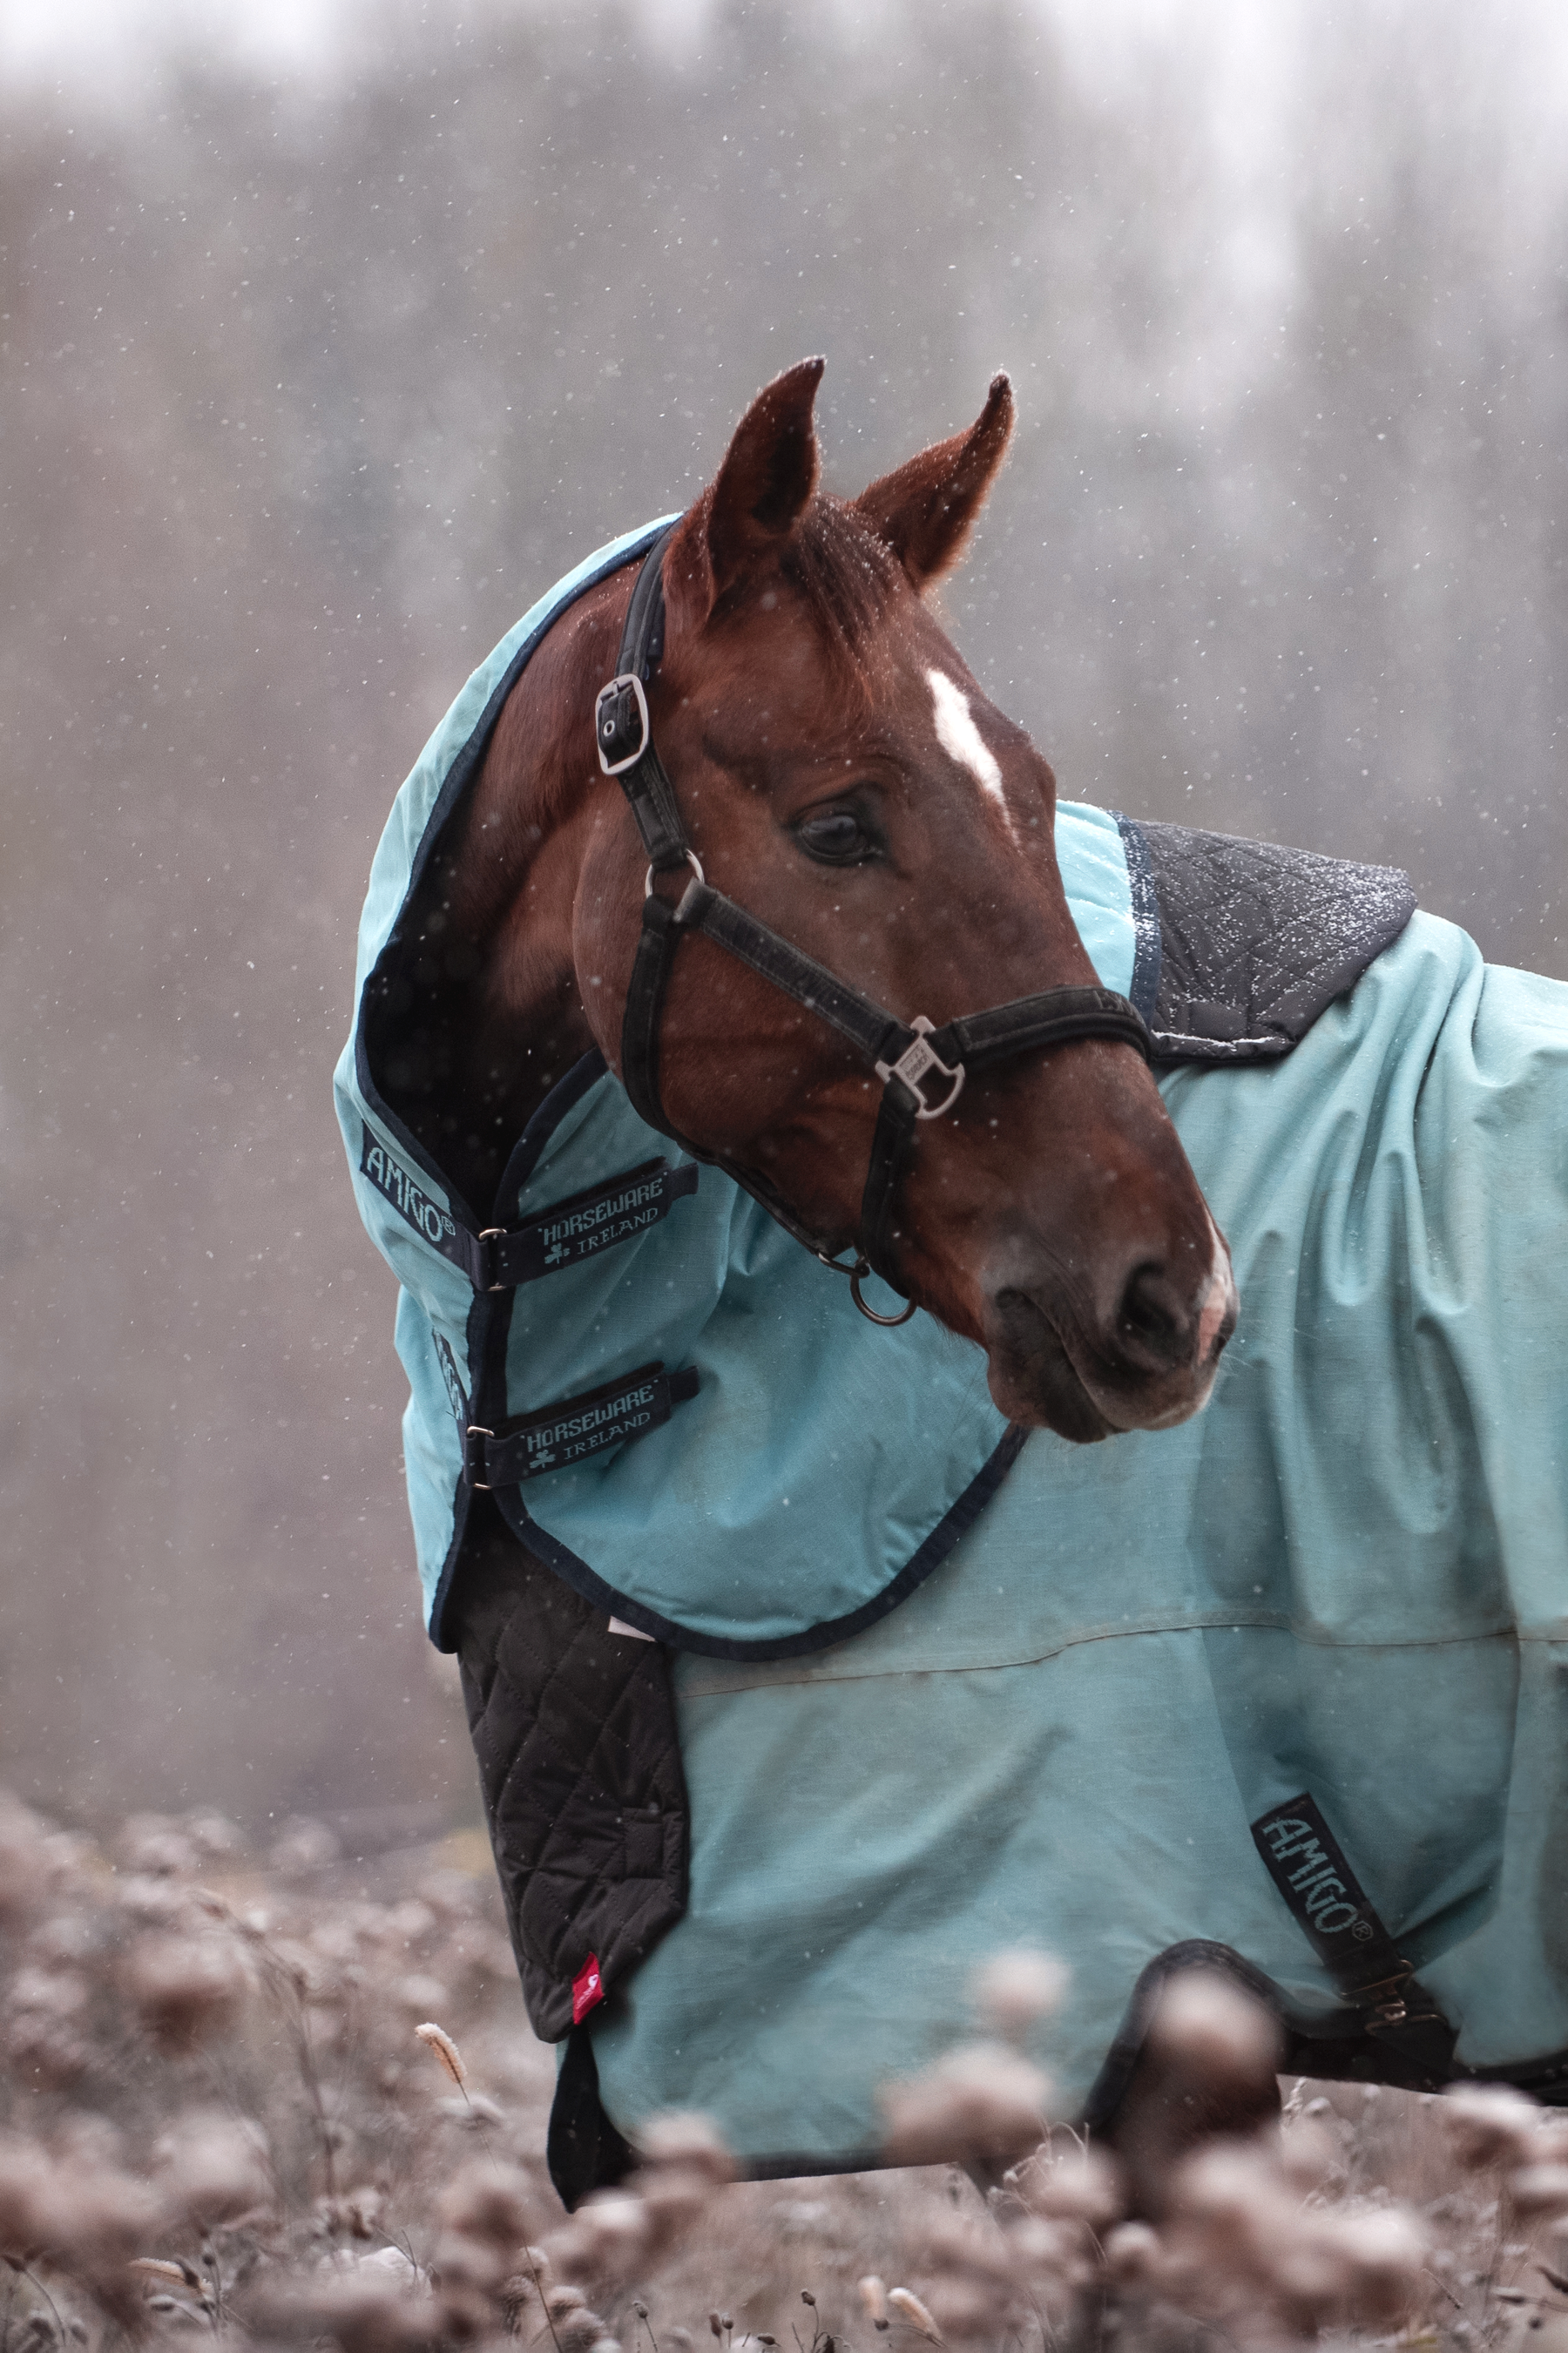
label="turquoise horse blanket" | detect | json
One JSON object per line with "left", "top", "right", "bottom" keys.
{"left": 339, "top": 523, "right": 1568, "bottom": 2176}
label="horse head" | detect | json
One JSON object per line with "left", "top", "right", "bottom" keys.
{"left": 454, "top": 360, "right": 1236, "bottom": 1440}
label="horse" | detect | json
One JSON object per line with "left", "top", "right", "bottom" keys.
{"left": 337, "top": 361, "right": 1568, "bottom": 2209}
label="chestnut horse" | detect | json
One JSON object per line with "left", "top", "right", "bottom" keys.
{"left": 348, "top": 361, "right": 1568, "bottom": 2202}
{"left": 395, "top": 358, "right": 1234, "bottom": 1439}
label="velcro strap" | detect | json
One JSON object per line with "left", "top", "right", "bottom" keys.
{"left": 466, "top": 1361, "right": 700, "bottom": 1488}
{"left": 463, "top": 1160, "right": 699, "bottom": 1289}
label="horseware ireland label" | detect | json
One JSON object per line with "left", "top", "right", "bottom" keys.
{"left": 478, "top": 1360, "right": 700, "bottom": 1487}
{"left": 1251, "top": 1794, "right": 1402, "bottom": 1989}
{"left": 504, "top": 1158, "right": 700, "bottom": 1283}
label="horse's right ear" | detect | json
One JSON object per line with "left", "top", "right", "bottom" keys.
{"left": 666, "top": 357, "right": 825, "bottom": 627}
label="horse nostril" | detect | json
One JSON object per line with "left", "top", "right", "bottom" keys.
{"left": 1116, "top": 1263, "right": 1187, "bottom": 1369}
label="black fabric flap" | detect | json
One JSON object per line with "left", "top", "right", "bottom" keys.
{"left": 1125, "top": 818, "right": 1416, "bottom": 1065}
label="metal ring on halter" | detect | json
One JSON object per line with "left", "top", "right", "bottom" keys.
{"left": 645, "top": 848, "right": 706, "bottom": 898}
{"left": 849, "top": 1257, "right": 917, "bottom": 1327}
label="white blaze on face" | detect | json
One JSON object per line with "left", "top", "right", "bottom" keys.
{"left": 927, "top": 668, "right": 1017, "bottom": 842}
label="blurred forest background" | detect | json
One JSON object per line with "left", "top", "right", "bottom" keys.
{"left": 1, "top": 0, "right": 1565, "bottom": 1836}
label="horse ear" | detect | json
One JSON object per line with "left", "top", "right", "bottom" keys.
{"left": 666, "top": 357, "right": 825, "bottom": 624}
{"left": 854, "top": 372, "right": 1015, "bottom": 590}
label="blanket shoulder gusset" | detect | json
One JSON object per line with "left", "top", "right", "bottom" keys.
{"left": 1122, "top": 817, "right": 1416, "bottom": 1063}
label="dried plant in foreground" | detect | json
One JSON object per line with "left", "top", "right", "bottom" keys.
{"left": 3, "top": 1792, "right": 1568, "bottom": 2353}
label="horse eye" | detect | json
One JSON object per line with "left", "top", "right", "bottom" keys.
{"left": 794, "top": 808, "right": 877, "bottom": 864}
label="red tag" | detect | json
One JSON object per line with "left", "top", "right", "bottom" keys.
{"left": 571, "top": 1952, "right": 605, "bottom": 2025}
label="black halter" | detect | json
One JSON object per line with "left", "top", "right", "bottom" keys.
{"left": 594, "top": 526, "right": 1154, "bottom": 1326}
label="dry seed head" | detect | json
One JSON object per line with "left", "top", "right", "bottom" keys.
{"left": 1443, "top": 2081, "right": 1542, "bottom": 2167}
{"left": 548, "top": 2187, "right": 652, "bottom": 2275}
{"left": 436, "top": 2160, "right": 532, "bottom": 2247}
{"left": 555, "top": 2305, "right": 613, "bottom": 2351}
{"left": 153, "top": 2108, "right": 271, "bottom": 2225}
{"left": 1015, "top": 2144, "right": 1122, "bottom": 2227}
{"left": 858, "top": 2278, "right": 889, "bottom": 2326}
{"left": 124, "top": 1930, "right": 249, "bottom": 2052}
{"left": 414, "top": 2020, "right": 467, "bottom": 2089}
{"left": 1101, "top": 2221, "right": 1162, "bottom": 2286}
{"left": 637, "top": 2109, "right": 734, "bottom": 2185}
{"left": 1146, "top": 1971, "right": 1281, "bottom": 2082}
{"left": 973, "top": 1949, "right": 1068, "bottom": 2042}
{"left": 1278, "top": 2116, "right": 1339, "bottom": 2192}
{"left": 1511, "top": 2161, "right": 1568, "bottom": 2215}
{"left": 1315, "top": 2204, "right": 1428, "bottom": 2321}
{"left": 881, "top": 2041, "right": 1051, "bottom": 2169}
{"left": 887, "top": 2289, "right": 942, "bottom": 2341}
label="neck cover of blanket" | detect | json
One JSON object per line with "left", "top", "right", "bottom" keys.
{"left": 333, "top": 520, "right": 1160, "bottom": 1658}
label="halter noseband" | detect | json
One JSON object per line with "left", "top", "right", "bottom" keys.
{"left": 594, "top": 526, "right": 1153, "bottom": 1327}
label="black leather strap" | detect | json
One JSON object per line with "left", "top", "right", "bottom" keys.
{"left": 599, "top": 528, "right": 687, "bottom": 872}
{"left": 936, "top": 986, "right": 1154, "bottom": 1072}
{"left": 676, "top": 878, "right": 904, "bottom": 1066}
{"left": 620, "top": 896, "right": 684, "bottom": 1138}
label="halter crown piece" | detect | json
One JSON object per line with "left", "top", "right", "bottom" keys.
{"left": 595, "top": 526, "right": 1154, "bottom": 1328}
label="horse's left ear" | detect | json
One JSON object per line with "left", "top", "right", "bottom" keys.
{"left": 854, "top": 373, "right": 1014, "bottom": 590}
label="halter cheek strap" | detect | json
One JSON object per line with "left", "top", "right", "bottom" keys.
{"left": 596, "top": 526, "right": 1154, "bottom": 1321}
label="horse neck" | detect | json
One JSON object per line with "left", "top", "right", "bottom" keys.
{"left": 392, "top": 577, "right": 629, "bottom": 1220}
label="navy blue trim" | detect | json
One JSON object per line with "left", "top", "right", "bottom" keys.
{"left": 1112, "top": 812, "right": 1163, "bottom": 1031}
{"left": 428, "top": 1284, "right": 492, "bottom": 1652}
{"left": 495, "top": 1048, "right": 611, "bottom": 1208}
{"left": 352, "top": 522, "right": 671, "bottom": 1232}
{"left": 493, "top": 1423, "right": 1028, "bottom": 1662}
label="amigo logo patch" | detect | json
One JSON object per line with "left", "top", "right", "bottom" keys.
{"left": 1252, "top": 1794, "right": 1388, "bottom": 1963}
{"left": 360, "top": 1129, "right": 460, "bottom": 1255}
{"left": 358, "top": 1132, "right": 698, "bottom": 1292}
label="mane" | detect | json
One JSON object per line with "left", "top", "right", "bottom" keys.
{"left": 778, "top": 493, "right": 903, "bottom": 664}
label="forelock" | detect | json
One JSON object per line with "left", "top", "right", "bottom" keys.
{"left": 778, "top": 494, "right": 902, "bottom": 666}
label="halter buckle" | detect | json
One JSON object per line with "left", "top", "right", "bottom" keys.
{"left": 596, "top": 673, "right": 651, "bottom": 775}
{"left": 876, "top": 1017, "right": 966, "bottom": 1120}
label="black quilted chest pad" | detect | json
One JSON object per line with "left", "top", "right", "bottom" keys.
{"left": 451, "top": 1498, "right": 688, "bottom": 2044}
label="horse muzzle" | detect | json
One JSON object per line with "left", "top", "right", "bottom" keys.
{"left": 983, "top": 1232, "right": 1239, "bottom": 1441}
